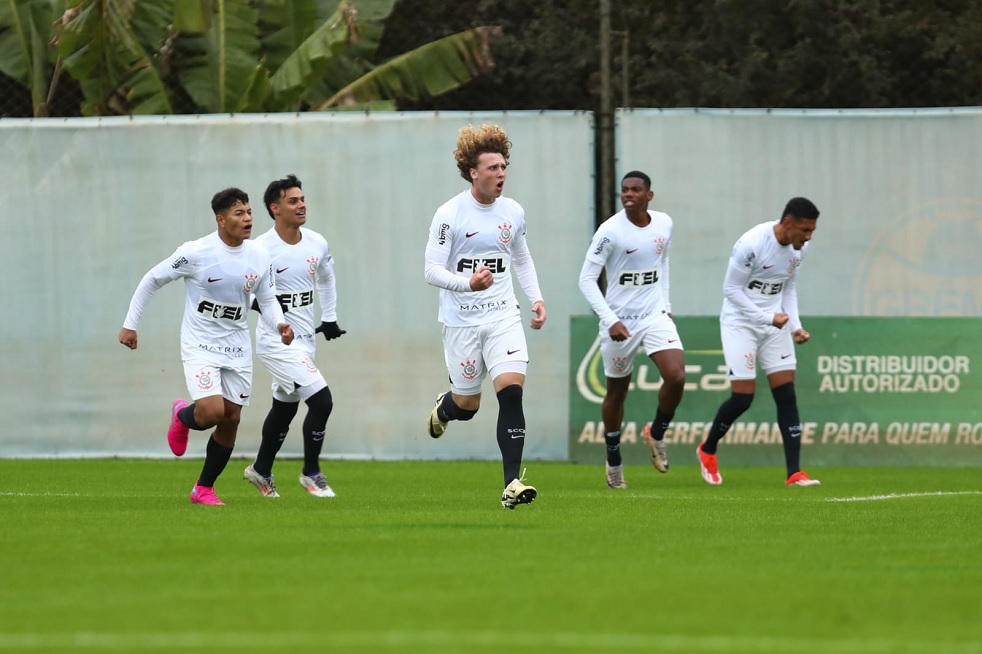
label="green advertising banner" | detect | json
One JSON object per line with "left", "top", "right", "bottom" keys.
{"left": 569, "top": 316, "right": 982, "bottom": 467}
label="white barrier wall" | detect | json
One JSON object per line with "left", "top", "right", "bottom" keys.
{"left": 2, "top": 108, "right": 980, "bottom": 459}
{"left": 615, "top": 108, "right": 982, "bottom": 318}
{"left": 0, "top": 112, "right": 595, "bottom": 459}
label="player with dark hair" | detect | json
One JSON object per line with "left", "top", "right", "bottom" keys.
{"left": 119, "top": 187, "right": 294, "bottom": 506}
{"left": 578, "top": 170, "right": 686, "bottom": 489}
{"left": 243, "top": 174, "right": 345, "bottom": 499}
{"left": 697, "top": 196, "right": 822, "bottom": 487}
{"left": 423, "top": 123, "right": 547, "bottom": 509}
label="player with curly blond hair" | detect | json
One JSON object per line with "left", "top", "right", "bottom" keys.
{"left": 453, "top": 123, "right": 511, "bottom": 183}
{"left": 424, "top": 124, "right": 547, "bottom": 509}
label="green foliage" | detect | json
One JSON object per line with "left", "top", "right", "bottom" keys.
{"left": 256, "top": 0, "right": 318, "bottom": 74}
{"left": 55, "top": 0, "right": 175, "bottom": 116}
{"left": 0, "top": 0, "right": 499, "bottom": 116}
{"left": 266, "top": 0, "right": 357, "bottom": 111}
{"left": 383, "top": 0, "right": 982, "bottom": 111}
{"left": 5, "top": 0, "right": 978, "bottom": 116}
{"left": 315, "top": 26, "right": 501, "bottom": 109}
{"left": 378, "top": 0, "right": 600, "bottom": 111}
{"left": 0, "top": 0, "right": 62, "bottom": 116}
{"left": 171, "top": 0, "right": 261, "bottom": 113}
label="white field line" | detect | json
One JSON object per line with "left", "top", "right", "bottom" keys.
{"left": 826, "top": 490, "right": 982, "bottom": 502}
{"left": 0, "top": 631, "right": 979, "bottom": 653}
{"left": 0, "top": 491, "right": 82, "bottom": 497}
{"left": 4, "top": 490, "right": 981, "bottom": 502}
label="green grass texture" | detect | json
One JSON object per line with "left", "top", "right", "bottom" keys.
{"left": 1, "top": 459, "right": 980, "bottom": 653}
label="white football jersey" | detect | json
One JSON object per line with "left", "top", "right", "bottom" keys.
{"left": 253, "top": 226, "right": 336, "bottom": 356}
{"left": 425, "top": 190, "right": 531, "bottom": 327}
{"left": 720, "top": 220, "right": 807, "bottom": 328}
{"left": 124, "top": 231, "right": 278, "bottom": 363}
{"left": 584, "top": 209, "right": 674, "bottom": 331}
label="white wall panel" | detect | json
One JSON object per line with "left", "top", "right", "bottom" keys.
{"left": 616, "top": 108, "right": 982, "bottom": 319}
{"left": 3, "top": 108, "right": 978, "bottom": 459}
{"left": 0, "top": 112, "right": 595, "bottom": 459}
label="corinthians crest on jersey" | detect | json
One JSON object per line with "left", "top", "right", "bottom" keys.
{"left": 498, "top": 221, "right": 513, "bottom": 244}
{"left": 243, "top": 273, "right": 258, "bottom": 293}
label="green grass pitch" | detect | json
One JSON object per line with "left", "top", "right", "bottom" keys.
{"left": 0, "top": 459, "right": 980, "bottom": 653}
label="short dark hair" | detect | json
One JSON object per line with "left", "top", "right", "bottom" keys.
{"left": 621, "top": 170, "right": 651, "bottom": 190}
{"left": 782, "top": 197, "right": 819, "bottom": 221}
{"left": 211, "top": 187, "right": 249, "bottom": 214}
{"left": 263, "top": 174, "right": 303, "bottom": 219}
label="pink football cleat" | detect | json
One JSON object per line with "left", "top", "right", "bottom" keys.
{"left": 167, "top": 399, "right": 190, "bottom": 456}
{"left": 190, "top": 485, "right": 224, "bottom": 506}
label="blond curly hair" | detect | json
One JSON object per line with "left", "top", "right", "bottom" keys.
{"left": 454, "top": 124, "right": 511, "bottom": 182}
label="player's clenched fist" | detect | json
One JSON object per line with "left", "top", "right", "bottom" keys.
{"left": 277, "top": 323, "right": 294, "bottom": 345}
{"left": 469, "top": 265, "right": 494, "bottom": 291}
{"left": 119, "top": 328, "right": 138, "bottom": 350}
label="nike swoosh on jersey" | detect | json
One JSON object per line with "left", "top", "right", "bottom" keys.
{"left": 626, "top": 248, "right": 638, "bottom": 254}
{"left": 208, "top": 277, "right": 223, "bottom": 283}
{"left": 781, "top": 353, "right": 792, "bottom": 359}
{"left": 507, "top": 349, "right": 521, "bottom": 355}
{"left": 276, "top": 267, "right": 289, "bottom": 274}
{"left": 762, "top": 264, "right": 775, "bottom": 269}
{"left": 465, "top": 231, "right": 479, "bottom": 237}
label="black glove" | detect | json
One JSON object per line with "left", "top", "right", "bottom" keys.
{"left": 315, "top": 321, "right": 346, "bottom": 341}
{"left": 250, "top": 298, "right": 261, "bottom": 314}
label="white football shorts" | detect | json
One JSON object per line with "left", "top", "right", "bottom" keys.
{"left": 442, "top": 314, "right": 528, "bottom": 395}
{"left": 599, "top": 312, "right": 683, "bottom": 379}
{"left": 719, "top": 322, "right": 796, "bottom": 380}
{"left": 259, "top": 346, "right": 328, "bottom": 403}
{"left": 182, "top": 355, "right": 253, "bottom": 405}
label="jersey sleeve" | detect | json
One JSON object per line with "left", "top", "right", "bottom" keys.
{"left": 661, "top": 237, "right": 673, "bottom": 314}
{"left": 584, "top": 226, "right": 613, "bottom": 265}
{"left": 423, "top": 209, "right": 471, "bottom": 292}
{"left": 723, "top": 240, "right": 772, "bottom": 327}
{"left": 783, "top": 242, "right": 810, "bottom": 332}
{"left": 511, "top": 218, "right": 543, "bottom": 305}
{"left": 121, "top": 242, "right": 194, "bottom": 330}
{"left": 782, "top": 276, "right": 802, "bottom": 331}
{"left": 316, "top": 239, "right": 339, "bottom": 322}
{"left": 578, "top": 258, "right": 619, "bottom": 329}
{"left": 254, "top": 258, "right": 288, "bottom": 332}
